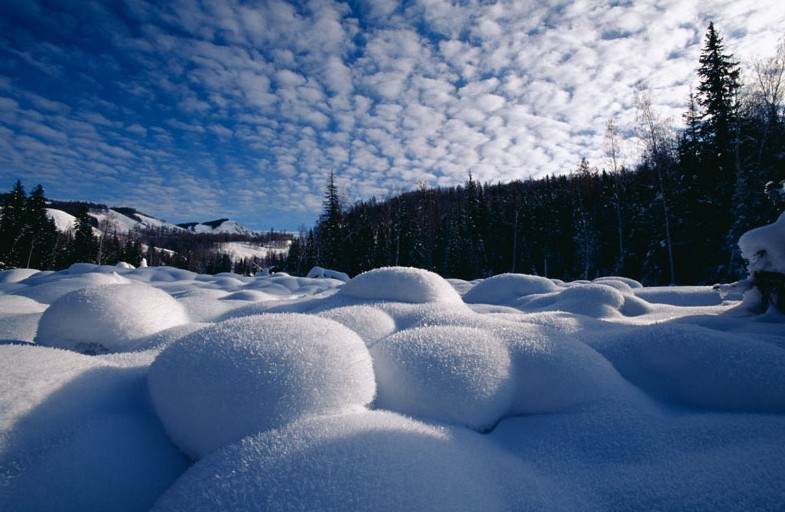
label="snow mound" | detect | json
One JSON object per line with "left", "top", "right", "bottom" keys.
{"left": 496, "top": 324, "right": 627, "bottom": 414}
{"left": 338, "top": 266, "right": 464, "bottom": 304}
{"left": 589, "top": 323, "right": 785, "bottom": 411}
{"left": 0, "top": 268, "right": 41, "bottom": 284}
{"left": 3, "top": 413, "right": 188, "bottom": 512}
{"left": 128, "top": 266, "right": 198, "bottom": 283}
{"left": 147, "top": 314, "right": 376, "bottom": 459}
{"left": 151, "top": 410, "right": 562, "bottom": 512}
{"left": 15, "top": 271, "right": 132, "bottom": 304}
{"left": 462, "top": 273, "right": 561, "bottom": 305}
{"left": 35, "top": 283, "right": 190, "bottom": 354}
{"left": 0, "top": 294, "right": 46, "bottom": 341}
{"left": 593, "top": 276, "right": 643, "bottom": 289}
{"left": 634, "top": 286, "right": 723, "bottom": 306}
{"left": 369, "top": 326, "right": 513, "bottom": 431}
{"left": 738, "top": 210, "right": 785, "bottom": 275}
{"left": 318, "top": 305, "right": 397, "bottom": 344}
{"left": 0, "top": 344, "right": 189, "bottom": 512}
{"left": 517, "top": 283, "right": 626, "bottom": 318}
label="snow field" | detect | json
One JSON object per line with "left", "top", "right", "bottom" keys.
{"left": 1, "top": 260, "right": 784, "bottom": 511}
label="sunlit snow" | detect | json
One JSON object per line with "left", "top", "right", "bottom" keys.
{"left": 1, "top": 255, "right": 784, "bottom": 510}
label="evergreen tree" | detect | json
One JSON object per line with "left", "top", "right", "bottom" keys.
{"left": 72, "top": 203, "right": 97, "bottom": 264}
{"left": 22, "top": 184, "right": 58, "bottom": 269}
{"left": 315, "top": 171, "right": 343, "bottom": 270}
{"left": 0, "top": 180, "right": 27, "bottom": 267}
{"left": 693, "top": 23, "right": 741, "bottom": 280}
{"left": 696, "top": 22, "right": 741, "bottom": 171}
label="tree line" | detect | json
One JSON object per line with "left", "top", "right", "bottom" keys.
{"left": 284, "top": 24, "right": 785, "bottom": 285}
{"left": 0, "top": 183, "right": 291, "bottom": 274}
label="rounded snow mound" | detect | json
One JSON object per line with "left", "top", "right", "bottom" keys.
{"left": 338, "top": 267, "right": 463, "bottom": 304}
{"left": 518, "top": 283, "right": 626, "bottom": 318}
{"left": 318, "top": 305, "right": 397, "bottom": 344}
{"left": 151, "top": 410, "right": 545, "bottom": 512}
{"left": 462, "top": 273, "right": 561, "bottom": 305}
{"left": 369, "top": 326, "right": 513, "bottom": 431}
{"left": 16, "top": 271, "right": 132, "bottom": 304}
{"left": 0, "top": 268, "right": 41, "bottom": 284}
{"left": 147, "top": 314, "right": 376, "bottom": 459}
{"left": 496, "top": 324, "right": 626, "bottom": 414}
{"left": 35, "top": 283, "right": 190, "bottom": 354}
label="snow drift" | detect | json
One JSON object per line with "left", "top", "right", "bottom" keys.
{"left": 1, "top": 257, "right": 785, "bottom": 511}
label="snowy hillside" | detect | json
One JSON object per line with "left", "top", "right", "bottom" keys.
{"left": 1, "top": 261, "right": 784, "bottom": 511}
{"left": 45, "top": 208, "right": 77, "bottom": 232}
{"left": 177, "top": 218, "right": 259, "bottom": 237}
{"left": 45, "top": 204, "right": 187, "bottom": 234}
{"left": 44, "top": 205, "right": 261, "bottom": 239}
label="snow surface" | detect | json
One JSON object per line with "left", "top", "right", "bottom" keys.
{"left": 1, "top": 263, "right": 785, "bottom": 511}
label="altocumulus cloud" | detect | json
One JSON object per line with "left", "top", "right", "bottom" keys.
{"left": 0, "top": 0, "right": 783, "bottom": 230}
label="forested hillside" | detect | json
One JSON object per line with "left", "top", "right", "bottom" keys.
{"left": 285, "top": 24, "right": 785, "bottom": 285}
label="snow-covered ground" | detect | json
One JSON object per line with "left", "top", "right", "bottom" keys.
{"left": 1, "top": 263, "right": 784, "bottom": 511}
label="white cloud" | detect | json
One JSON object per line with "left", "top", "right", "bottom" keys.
{"left": 2, "top": 0, "right": 785, "bottom": 231}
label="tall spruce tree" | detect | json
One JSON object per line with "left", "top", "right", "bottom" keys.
{"left": 696, "top": 22, "right": 741, "bottom": 171}
{"left": 693, "top": 22, "right": 741, "bottom": 281}
{"left": 316, "top": 172, "right": 343, "bottom": 270}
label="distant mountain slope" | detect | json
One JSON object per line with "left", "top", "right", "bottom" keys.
{"left": 44, "top": 201, "right": 259, "bottom": 238}
{"left": 177, "top": 219, "right": 260, "bottom": 237}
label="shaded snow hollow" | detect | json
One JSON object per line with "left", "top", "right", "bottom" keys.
{"left": 1, "top": 263, "right": 784, "bottom": 511}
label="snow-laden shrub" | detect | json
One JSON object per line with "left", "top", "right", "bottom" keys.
{"left": 731, "top": 210, "right": 785, "bottom": 312}
{"left": 369, "top": 326, "right": 513, "bottom": 431}
{"left": 35, "top": 283, "right": 190, "bottom": 354}
{"left": 151, "top": 410, "right": 554, "bottom": 512}
{"left": 739, "top": 211, "right": 785, "bottom": 276}
{"left": 338, "top": 267, "right": 464, "bottom": 304}
{"left": 306, "top": 265, "right": 351, "bottom": 282}
{"left": 462, "top": 273, "right": 561, "bottom": 305}
{"left": 147, "top": 313, "right": 376, "bottom": 459}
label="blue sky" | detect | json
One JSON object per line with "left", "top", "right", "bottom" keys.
{"left": 1, "top": 0, "right": 783, "bottom": 232}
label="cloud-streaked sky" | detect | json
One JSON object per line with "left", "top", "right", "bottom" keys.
{"left": 1, "top": 1, "right": 783, "bottom": 231}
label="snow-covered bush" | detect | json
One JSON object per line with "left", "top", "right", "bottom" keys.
{"left": 35, "top": 283, "right": 190, "bottom": 354}
{"left": 306, "top": 265, "right": 351, "bottom": 282}
{"left": 147, "top": 313, "right": 376, "bottom": 459}
{"left": 716, "top": 211, "right": 785, "bottom": 313}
